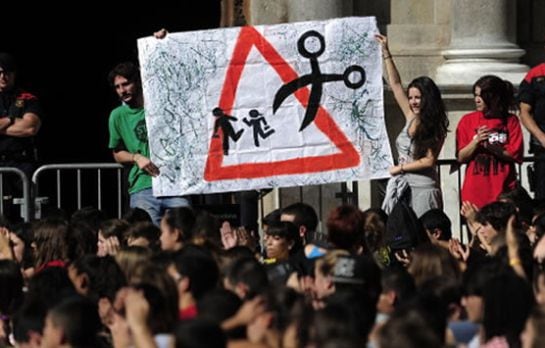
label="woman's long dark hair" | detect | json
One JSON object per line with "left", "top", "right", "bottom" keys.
{"left": 408, "top": 77, "right": 449, "bottom": 159}
{"left": 473, "top": 75, "right": 515, "bottom": 119}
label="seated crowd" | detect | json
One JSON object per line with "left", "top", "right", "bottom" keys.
{"left": 0, "top": 190, "right": 545, "bottom": 348}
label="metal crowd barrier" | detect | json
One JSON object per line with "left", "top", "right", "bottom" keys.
{"left": 32, "top": 163, "right": 125, "bottom": 220}
{"left": 0, "top": 157, "right": 539, "bottom": 225}
{"left": 0, "top": 167, "right": 31, "bottom": 222}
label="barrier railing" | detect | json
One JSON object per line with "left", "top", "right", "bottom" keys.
{"left": 0, "top": 167, "right": 31, "bottom": 222}
{"left": 32, "top": 163, "right": 125, "bottom": 219}
{"left": 0, "top": 157, "right": 539, "bottom": 226}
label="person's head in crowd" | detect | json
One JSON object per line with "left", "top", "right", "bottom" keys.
{"left": 132, "top": 282, "right": 178, "bottom": 335}
{"left": 114, "top": 246, "right": 152, "bottom": 284}
{"left": 168, "top": 245, "right": 218, "bottom": 318}
{"left": 307, "top": 290, "right": 377, "bottom": 347}
{"left": 281, "top": 202, "right": 319, "bottom": 243}
{"left": 70, "top": 207, "right": 105, "bottom": 234}
{"left": 262, "top": 208, "right": 282, "bottom": 234}
{"left": 217, "top": 245, "right": 256, "bottom": 278}
{"left": 25, "top": 267, "right": 76, "bottom": 311}
{"left": 196, "top": 288, "right": 246, "bottom": 339}
{"left": 174, "top": 319, "right": 226, "bottom": 348}
{"left": 66, "top": 221, "right": 98, "bottom": 262}
{"left": 312, "top": 250, "right": 350, "bottom": 305}
{"left": 420, "top": 275, "right": 463, "bottom": 322}
{"left": 377, "top": 264, "right": 416, "bottom": 317}
{"left": 378, "top": 306, "right": 442, "bottom": 348}
{"left": 68, "top": 255, "right": 127, "bottom": 304}
{"left": 481, "top": 269, "right": 533, "bottom": 347}
{"left": 197, "top": 288, "right": 242, "bottom": 326}
{"left": 361, "top": 208, "right": 388, "bottom": 257}
{"left": 68, "top": 255, "right": 127, "bottom": 329}
{"left": 407, "top": 243, "right": 461, "bottom": 288}
{"left": 313, "top": 251, "right": 381, "bottom": 310}
{"left": 400, "top": 292, "right": 449, "bottom": 346}
{"left": 475, "top": 201, "right": 518, "bottom": 251}
{"left": 0, "top": 53, "right": 17, "bottom": 92}
{"left": 12, "top": 301, "right": 47, "bottom": 348}
{"left": 32, "top": 218, "right": 69, "bottom": 271}
{"left": 245, "top": 286, "right": 304, "bottom": 348}
{"left": 124, "top": 222, "right": 160, "bottom": 249}
{"left": 499, "top": 185, "right": 534, "bottom": 231}
{"left": 97, "top": 219, "right": 129, "bottom": 257}
{"left": 224, "top": 256, "right": 268, "bottom": 300}
{"left": 192, "top": 209, "right": 221, "bottom": 248}
{"left": 331, "top": 255, "right": 382, "bottom": 306}
{"left": 462, "top": 260, "right": 501, "bottom": 324}
{"left": 521, "top": 306, "right": 545, "bottom": 348}
{"left": 419, "top": 208, "right": 452, "bottom": 245}
{"left": 41, "top": 296, "right": 102, "bottom": 348}
{"left": 9, "top": 222, "right": 34, "bottom": 272}
{"left": 122, "top": 207, "right": 152, "bottom": 225}
{"left": 326, "top": 205, "right": 365, "bottom": 253}
{"left": 264, "top": 221, "right": 302, "bottom": 262}
{"left": 160, "top": 207, "right": 195, "bottom": 251}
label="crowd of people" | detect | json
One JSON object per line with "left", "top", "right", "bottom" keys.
{"left": 0, "top": 26, "right": 545, "bottom": 347}
{"left": 0, "top": 193, "right": 544, "bottom": 348}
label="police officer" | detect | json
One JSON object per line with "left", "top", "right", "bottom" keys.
{"left": 0, "top": 53, "right": 42, "bottom": 220}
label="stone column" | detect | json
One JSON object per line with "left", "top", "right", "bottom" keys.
{"left": 287, "top": 0, "right": 351, "bottom": 22}
{"left": 436, "top": 0, "right": 527, "bottom": 85}
{"left": 386, "top": 0, "right": 450, "bottom": 79}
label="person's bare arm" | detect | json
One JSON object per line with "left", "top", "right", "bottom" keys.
{"left": 0, "top": 112, "right": 41, "bottom": 137}
{"left": 375, "top": 34, "right": 412, "bottom": 120}
{"left": 457, "top": 126, "right": 488, "bottom": 163}
{"left": 112, "top": 151, "right": 160, "bottom": 177}
{"left": 389, "top": 148, "right": 437, "bottom": 175}
{"left": 506, "top": 215, "right": 526, "bottom": 279}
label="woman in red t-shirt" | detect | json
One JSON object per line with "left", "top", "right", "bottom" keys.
{"left": 456, "top": 75, "right": 523, "bottom": 208}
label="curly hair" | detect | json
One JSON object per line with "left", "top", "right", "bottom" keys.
{"left": 407, "top": 77, "right": 449, "bottom": 159}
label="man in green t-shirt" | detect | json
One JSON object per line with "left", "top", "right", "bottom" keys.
{"left": 107, "top": 62, "right": 189, "bottom": 225}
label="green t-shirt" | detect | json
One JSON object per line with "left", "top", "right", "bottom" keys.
{"left": 108, "top": 104, "right": 152, "bottom": 194}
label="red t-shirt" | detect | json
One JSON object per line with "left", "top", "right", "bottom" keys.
{"left": 456, "top": 111, "right": 523, "bottom": 208}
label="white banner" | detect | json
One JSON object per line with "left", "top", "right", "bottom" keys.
{"left": 138, "top": 16, "right": 392, "bottom": 195}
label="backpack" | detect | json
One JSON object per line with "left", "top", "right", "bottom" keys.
{"left": 384, "top": 201, "right": 428, "bottom": 251}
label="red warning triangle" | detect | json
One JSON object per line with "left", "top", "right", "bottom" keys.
{"left": 204, "top": 26, "right": 360, "bottom": 181}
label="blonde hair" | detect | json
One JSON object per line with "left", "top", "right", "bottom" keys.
{"left": 114, "top": 246, "right": 152, "bottom": 283}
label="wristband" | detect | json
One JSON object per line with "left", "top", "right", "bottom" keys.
{"left": 400, "top": 164, "right": 405, "bottom": 174}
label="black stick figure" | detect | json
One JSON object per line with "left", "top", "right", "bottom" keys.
{"left": 243, "top": 109, "right": 275, "bottom": 147}
{"left": 273, "top": 30, "right": 366, "bottom": 132}
{"left": 212, "top": 107, "right": 244, "bottom": 155}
